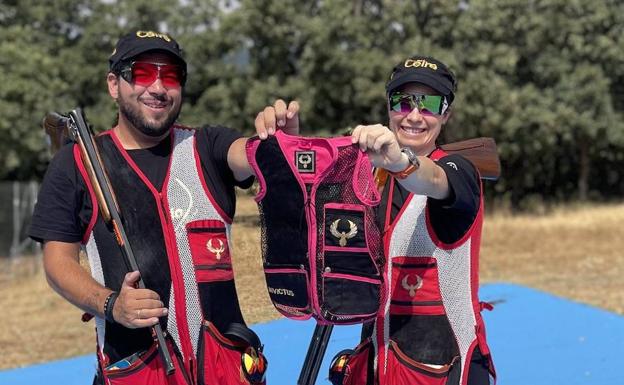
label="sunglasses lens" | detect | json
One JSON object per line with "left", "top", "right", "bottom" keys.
{"left": 390, "top": 94, "right": 414, "bottom": 113}
{"left": 130, "top": 63, "right": 183, "bottom": 88}
{"left": 399, "top": 99, "right": 415, "bottom": 113}
{"left": 159, "top": 66, "right": 183, "bottom": 88}
{"left": 420, "top": 95, "right": 444, "bottom": 115}
{"left": 389, "top": 93, "right": 444, "bottom": 115}
{"left": 131, "top": 63, "right": 157, "bottom": 86}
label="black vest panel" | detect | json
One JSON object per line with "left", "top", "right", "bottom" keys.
{"left": 92, "top": 135, "right": 172, "bottom": 362}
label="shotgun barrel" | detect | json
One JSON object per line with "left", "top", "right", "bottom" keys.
{"left": 298, "top": 323, "right": 334, "bottom": 385}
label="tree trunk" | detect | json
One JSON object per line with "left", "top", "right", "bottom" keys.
{"left": 578, "top": 141, "right": 589, "bottom": 201}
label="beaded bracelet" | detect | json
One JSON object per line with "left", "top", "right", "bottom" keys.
{"left": 103, "top": 291, "right": 119, "bottom": 323}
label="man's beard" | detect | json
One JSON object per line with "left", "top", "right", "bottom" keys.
{"left": 118, "top": 94, "right": 181, "bottom": 137}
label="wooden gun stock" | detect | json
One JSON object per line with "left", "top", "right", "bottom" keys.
{"left": 440, "top": 137, "right": 501, "bottom": 181}
{"left": 42, "top": 112, "right": 71, "bottom": 155}
{"left": 43, "top": 112, "right": 113, "bottom": 221}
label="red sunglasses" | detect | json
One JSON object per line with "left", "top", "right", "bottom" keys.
{"left": 119, "top": 61, "right": 186, "bottom": 88}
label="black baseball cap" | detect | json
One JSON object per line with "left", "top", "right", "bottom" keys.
{"left": 386, "top": 56, "right": 457, "bottom": 103}
{"left": 109, "top": 30, "right": 186, "bottom": 72}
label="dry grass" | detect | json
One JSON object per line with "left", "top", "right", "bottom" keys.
{"left": 0, "top": 257, "right": 94, "bottom": 370}
{"left": 229, "top": 195, "right": 281, "bottom": 323}
{"left": 1, "top": 197, "right": 623, "bottom": 370}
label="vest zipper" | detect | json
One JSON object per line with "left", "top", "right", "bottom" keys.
{"left": 305, "top": 144, "right": 344, "bottom": 321}
{"left": 303, "top": 184, "right": 319, "bottom": 315}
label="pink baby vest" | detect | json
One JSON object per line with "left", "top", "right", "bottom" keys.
{"left": 246, "top": 131, "right": 385, "bottom": 325}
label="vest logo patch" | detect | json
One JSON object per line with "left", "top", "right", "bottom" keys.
{"left": 268, "top": 287, "right": 295, "bottom": 297}
{"left": 329, "top": 219, "right": 358, "bottom": 247}
{"left": 206, "top": 238, "right": 226, "bottom": 260}
{"left": 295, "top": 151, "right": 315, "bottom": 173}
{"left": 170, "top": 178, "right": 197, "bottom": 228}
{"left": 172, "top": 208, "right": 186, "bottom": 220}
{"left": 401, "top": 274, "right": 423, "bottom": 297}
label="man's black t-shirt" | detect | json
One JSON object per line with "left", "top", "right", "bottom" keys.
{"left": 29, "top": 125, "right": 253, "bottom": 243}
{"left": 377, "top": 153, "right": 481, "bottom": 245}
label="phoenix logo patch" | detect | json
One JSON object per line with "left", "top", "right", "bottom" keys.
{"left": 295, "top": 151, "right": 315, "bottom": 173}
{"left": 329, "top": 219, "right": 358, "bottom": 247}
{"left": 206, "top": 238, "right": 226, "bottom": 259}
{"left": 401, "top": 274, "right": 423, "bottom": 297}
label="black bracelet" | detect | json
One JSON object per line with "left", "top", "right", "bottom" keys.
{"left": 103, "top": 291, "right": 119, "bottom": 323}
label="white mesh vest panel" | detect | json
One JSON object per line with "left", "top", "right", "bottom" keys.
{"left": 380, "top": 194, "right": 478, "bottom": 385}
{"left": 85, "top": 233, "right": 106, "bottom": 355}
{"left": 165, "top": 128, "right": 231, "bottom": 356}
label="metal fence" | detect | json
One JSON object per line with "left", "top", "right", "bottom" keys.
{"left": 0, "top": 181, "right": 40, "bottom": 259}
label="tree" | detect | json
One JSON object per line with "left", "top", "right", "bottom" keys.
{"left": 0, "top": 0, "right": 84, "bottom": 179}
{"left": 451, "top": 0, "right": 624, "bottom": 205}
{"left": 1, "top": 0, "right": 623, "bottom": 209}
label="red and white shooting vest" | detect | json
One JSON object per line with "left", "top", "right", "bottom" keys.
{"left": 79, "top": 127, "right": 252, "bottom": 384}
{"left": 367, "top": 148, "right": 495, "bottom": 385}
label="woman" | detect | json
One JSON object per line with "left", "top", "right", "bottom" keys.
{"left": 256, "top": 55, "right": 495, "bottom": 385}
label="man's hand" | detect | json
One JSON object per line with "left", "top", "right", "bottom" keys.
{"left": 351, "top": 124, "right": 406, "bottom": 172}
{"left": 228, "top": 99, "right": 300, "bottom": 180}
{"left": 255, "top": 99, "right": 300, "bottom": 139}
{"left": 113, "top": 271, "right": 168, "bottom": 329}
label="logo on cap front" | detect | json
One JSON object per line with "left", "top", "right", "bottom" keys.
{"left": 404, "top": 58, "right": 438, "bottom": 71}
{"left": 135, "top": 30, "right": 172, "bottom": 42}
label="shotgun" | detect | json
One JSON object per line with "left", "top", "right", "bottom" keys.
{"left": 42, "top": 109, "right": 176, "bottom": 375}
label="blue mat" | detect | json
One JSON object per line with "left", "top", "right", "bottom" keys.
{"left": 1, "top": 283, "right": 622, "bottom": 384}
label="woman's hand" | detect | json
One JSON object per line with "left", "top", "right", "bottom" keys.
{"left": 351, "top": 124, "right": 407, "bottom": 172}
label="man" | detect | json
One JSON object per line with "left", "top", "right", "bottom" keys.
{"left": 257, "top": 56, "right": 495, "bottom": 384}
{"left": 29, "top": 30, "right": 296, "bottom": 384}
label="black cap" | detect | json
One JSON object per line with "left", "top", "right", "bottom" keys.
{"left": 109, "top": 30, "right": 186, "bottom": 71}
{"left": 386, "top": 56, "right": 457, "bottom": 103}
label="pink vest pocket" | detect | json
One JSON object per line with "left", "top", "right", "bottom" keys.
{"left": 264, "top": 267, "right": 311, "bottom": 319}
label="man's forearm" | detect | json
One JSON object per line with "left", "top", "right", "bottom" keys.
{"left": 43, "top": 241, "right": 113, "bottom": 318}
{"left": 228, "top": 137, "right": 255, "bottom": 181}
